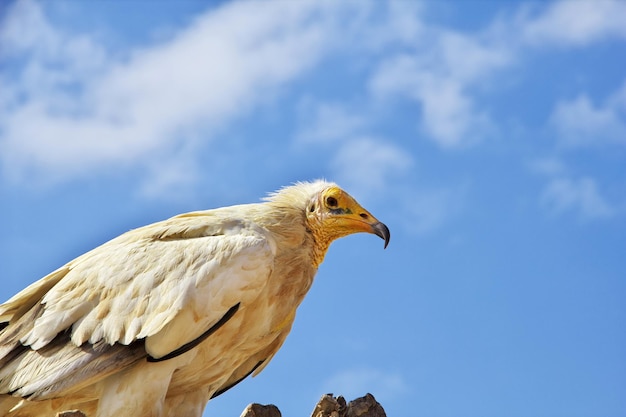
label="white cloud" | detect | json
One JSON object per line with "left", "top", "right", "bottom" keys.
{"left": 3, "top": 0, "right": 626, "bottom": 198}
{"left": 520, "top": 0, "right": 626, "bottom": 47}
{"left": 549, "top": 82, "right": 626, "bottom": 148}
{"left": 0, "top": 0, "right": 347, "bottom": 190}
{"left": 0, "top": 1, "right": 108, "bottom": 105}
{"left": 356, "top": 1, "right": 425, "bottom": 51}
{"left": 320, "top": 368, "right": 408, "bottom": 404}
{"left": 296, "top": 100, "right": 366, "bottom": 144}
{"left": 330, "top": 138, "right": 412, "bottom": 198}
{"left": 1, "top": 0, "right": 91, "bottom": 62}
{"left": 368, "top": 0, "right": 626, "bottom": 150}
{"left": 369, "top": 27, "right": 509, "bottom": 149}
{"left": 527, "top": 157, "right": 568, "bottom": 177}
{"left": 401, "top": 186, "right": 466, "bottom": 235}
{"left": 541, "top": 177, "right": 615, "bottom": 220}
{"left": 530, "top": 159, "right": 620, "bottom": 221}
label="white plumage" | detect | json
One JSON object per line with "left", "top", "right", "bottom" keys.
{"left": 0, "top": 180, "right": 389, "bottom": 417}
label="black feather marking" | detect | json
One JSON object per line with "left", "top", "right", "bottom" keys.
{"left": 147, "top": 303, "right": 240, "bottom": 363}
{"left": 210, "top": 359, "right": 265, "bottom": 399}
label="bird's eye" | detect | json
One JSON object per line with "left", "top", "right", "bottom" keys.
{"left": 309, "top": 204, "right": 315, "bottom": 213}
{"left": 326, "top": 196, "right": 338, "bottom": 208}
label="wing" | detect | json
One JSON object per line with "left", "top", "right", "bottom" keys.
{"left": 0, "top": 210, "right": 275, "bottom": 400}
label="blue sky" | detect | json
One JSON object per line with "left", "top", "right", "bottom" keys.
{"left": 1, "top": 1, "right": 625, "bottom": 416}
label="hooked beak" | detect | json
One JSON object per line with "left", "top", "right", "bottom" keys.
{"left": 371, "top": 221, "right": 391, "bottom": 249}
{"left": 320, "top": 186, "right": 391, "bottom": 249}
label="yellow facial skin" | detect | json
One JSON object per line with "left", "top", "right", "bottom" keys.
{"left": 308, "top": 186, "right": 390, "bottom": 251}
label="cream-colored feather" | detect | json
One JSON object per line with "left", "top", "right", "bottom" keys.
{"left": 0, "top": 180, "right": 389, "bottom": 417}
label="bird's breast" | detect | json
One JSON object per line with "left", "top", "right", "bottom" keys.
{"left": 166, "top": 262, "right": 316, "bottom": 395}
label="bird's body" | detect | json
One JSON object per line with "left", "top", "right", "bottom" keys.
{"left": 0, "top": 181, "right": 389, "bottom": 417}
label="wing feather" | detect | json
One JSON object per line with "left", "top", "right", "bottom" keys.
{"left": 17, "top": 213, "right": 274, "bottom": 349}
{"left": 0, "top": 209, "right": 276, "bottom": 399}
{"left": 0, "top": 266, "right": 68, "bottom": 323}
{"left": 0, "top": 333, "right": 145, "bottom": 401}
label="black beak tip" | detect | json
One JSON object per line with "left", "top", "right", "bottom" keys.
{"left": 373, "top": 222, "right": 390, "bottom": 249}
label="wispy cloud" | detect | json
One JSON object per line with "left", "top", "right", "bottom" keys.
{"left": 527, "top": 156, "right": 568, "bottom": 177}
{"left": 519, "top": 0, "right": 626, "bottom": 47}
{"left": 368, "top": 0, "right": 626, "bottom": 150}
{"left": 530, "top": 158, "right": 618, "bottom": 220}
{"left": 541, "top": 177, "right": 615, "bottom": 220}
{"left": 0, "top": 0, "right": 345, "bottom": 190}
{"left": 3, "top": 0, "right": 625, "bottom": 203}
{"left": 296, "top": 100, "right": 367, "bottom": 145}
{"left": 400, "top": 185, "right": 467, "bottom": 235}
{"left": 549, "top": 82, "right": 626, "bottom": 148}
{"left": 330, "top": 137, "right": 412, "bottom": 198}
{"left": 369, "top": 31, "right": 508, "bottom": 149}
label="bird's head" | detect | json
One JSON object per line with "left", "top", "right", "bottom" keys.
{"left": 265, "top": 180, "right": 390, "bottom": 266}
{"left": 305, "top": 184, "right": 390, "bottom": 254}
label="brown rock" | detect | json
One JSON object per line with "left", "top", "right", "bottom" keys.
{"left": 310, "top": 394, "right": 347, "bottom": 417}
{"left": 346, "top": 394, "right": 386, "bottom": 417}
{"left": 52, "top": 392, "right": 386, "bottom": 417}
{"left": 56, "top": 411, "right": 87, "bottom": 417}
{"left": 309, "top": 393, "right": 386, "bottom": 417}
{"left": 240, "top": 403, "right": 282, "bottom": 417}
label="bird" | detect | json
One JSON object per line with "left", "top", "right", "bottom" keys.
{"left": 0, "top": 180, "right": 389, "bottom": 417}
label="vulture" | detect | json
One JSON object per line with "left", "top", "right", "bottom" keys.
{"left": 0, "top": 180, "right": 389, "bottom": 417}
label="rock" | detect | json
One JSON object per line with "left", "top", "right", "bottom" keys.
{"left": 240, "top": 403, "right": 282, "bottom": 417}
{"left": 52, "top": 392, "right": 386, "bottom": 417}
{"left": 310, "top": 394, "right": 347, "bottom": 417}
{"left": 56, "top": 411, "right": 87, "bottom": 417}
{"left": 346, "top": 394, "right": 386, "bottom": 417}
{"left": 309, "top": 393, "right": 386, "bottom": 417}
